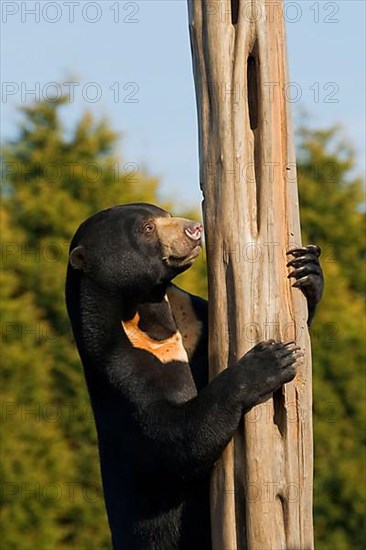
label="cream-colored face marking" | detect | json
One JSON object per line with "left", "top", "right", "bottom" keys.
{"left": 154, "top": 217, "right": 201, "bottom": 266}
{"left": 166, "top": 286, "right": 203, "bottom": 360}
{"left": 121, "top": 313, "right": 189, "bottom": 364}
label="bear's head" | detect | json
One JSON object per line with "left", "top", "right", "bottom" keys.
{"left": 68, "top": 203, "right": 203, "bottom": 299}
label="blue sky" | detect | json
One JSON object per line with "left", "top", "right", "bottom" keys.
{"left": 1, "top": 0, "right": 365, "bottom": 207}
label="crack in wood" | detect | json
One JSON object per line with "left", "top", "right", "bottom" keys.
{"left": 231, "top": 0, "right": 239, "bottom": 25}
{"left": 247, "top": 40, "right": 261, "bottom": 235}
{"left": 273, "top": 387, "right": 287, "bottom": 438}
{"left": 247, "top": 52, "right": 258, "bottom": 131}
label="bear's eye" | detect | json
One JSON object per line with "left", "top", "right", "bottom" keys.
{"left": 143, "top": 222, "right": 156, "bottom": 234}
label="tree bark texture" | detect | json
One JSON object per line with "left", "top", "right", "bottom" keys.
{"left": 187, "top": 1, "right": 313, "bottom": 548}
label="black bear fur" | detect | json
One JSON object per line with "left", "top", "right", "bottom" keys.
{"left": 65, "top": 203, "right": 323, "bottom": 550}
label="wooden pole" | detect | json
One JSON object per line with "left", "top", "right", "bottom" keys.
{"left": 187, "top": 1, "right": 313, "bottom": 548}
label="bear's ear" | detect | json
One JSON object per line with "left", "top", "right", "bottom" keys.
{"left": 69, "top": 245, "right": 86, "bottom": 270}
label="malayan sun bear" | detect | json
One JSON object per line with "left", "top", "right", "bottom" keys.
{"left": 65, "top": 203, "right": 323, "bottom": 550}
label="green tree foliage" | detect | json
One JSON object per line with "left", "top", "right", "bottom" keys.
{"left": 296, "top": 126, "right": 365, "bottom": 549}
{"left": 0, "top": 97, "right": 202, "bottom": 549}
{"left": 1, "top": 98, "right": 364, "bottom": 548}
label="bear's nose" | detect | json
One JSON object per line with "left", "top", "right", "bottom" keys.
{"left": 184, "top": 222, "right": 203, "bottom": 241}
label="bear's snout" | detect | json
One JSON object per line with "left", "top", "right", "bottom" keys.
{"left": 184, "top": 222, "right": 203, "bottom": 242}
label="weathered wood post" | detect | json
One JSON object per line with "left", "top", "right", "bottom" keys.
{"left": 187, "top": 1, "right": 313, "bottom": 548}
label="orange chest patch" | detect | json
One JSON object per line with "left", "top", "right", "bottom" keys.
{"left": 167, "top": 286, "right": 203, "bottom": 360}
{"left": 121, "top": 314, "right": 189, "bottom": 364}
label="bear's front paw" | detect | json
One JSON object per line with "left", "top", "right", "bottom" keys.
{"left": 240, "top": 340, "right": 303, "bottom": 403}
{"left": 286, "top": 245, "right": 324, "bottom": 306}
